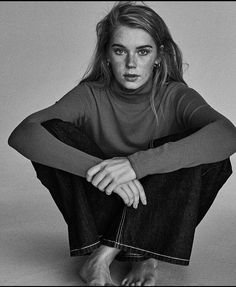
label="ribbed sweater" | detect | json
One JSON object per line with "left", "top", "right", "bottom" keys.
{"left": 52, "top": 79, "right": 224, "bottom": 179}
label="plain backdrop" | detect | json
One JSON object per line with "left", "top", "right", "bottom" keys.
{"left": 1, "top": 1, "right": 236, "bottom": 286}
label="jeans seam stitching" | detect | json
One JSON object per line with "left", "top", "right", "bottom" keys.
{"left": 70, "top": 241, "right": 101, "bottom": 252}
{"left": 115, "top": 207, "right": 127, "bottom": 246}
{"left": 102, "top": 239, "right": 189, "bottom": 262}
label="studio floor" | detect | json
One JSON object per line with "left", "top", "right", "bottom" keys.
{"left": 1, "top": 158, "right": 236, "bottom": 286}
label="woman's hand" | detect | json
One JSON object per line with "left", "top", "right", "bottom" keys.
{"left": 109, "top": 179, "right": 147, "bottom": 209}
{"left": 86, "top": 157, "right": 136, "bottom": 194}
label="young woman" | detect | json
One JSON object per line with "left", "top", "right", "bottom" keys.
{"left": 8, "top": 2, "right": 236, "bottom": 286}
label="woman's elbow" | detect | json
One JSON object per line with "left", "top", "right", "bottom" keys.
{"left": 219, "top": 118, "right": 236, "bottom": 155}
{"left": 8, "top": 131, "right": 15, "bottom": 148}
{"left": 8, "top": 125, "right": 24, "bottom": 150}
{"left": 8, "top": 119, "right": 34, "bottom": 150}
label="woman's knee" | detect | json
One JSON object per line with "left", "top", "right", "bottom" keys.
{"left": 41, "top": 118, "right": 105, "bottom": 158}
{"left": 150, "top": 128, "right": 200, "bottom": 148}
{"left": 41, "top": 118, "right": 72, "bottom": 138}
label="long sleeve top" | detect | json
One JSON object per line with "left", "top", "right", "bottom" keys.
{"left": 50, "top": 79, "right": 232, "bottom": 179}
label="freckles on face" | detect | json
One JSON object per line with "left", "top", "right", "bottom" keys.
{"left": 108, "top": 25, "right": 158, "bottom": 89}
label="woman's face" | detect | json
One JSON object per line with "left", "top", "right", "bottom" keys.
{"left": 108, "top": 25, "right": 158, "bottom": 89}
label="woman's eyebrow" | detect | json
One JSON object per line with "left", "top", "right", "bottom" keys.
{"left": 111, "top": 44, "right": 153, "bottom": 49}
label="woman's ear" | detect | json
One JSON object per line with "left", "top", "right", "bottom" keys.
{"left": 155, "top": 58, "right": 161, "bottom": 65}
{"left": 154, "top": 59, "right": 161, "bottom": 68}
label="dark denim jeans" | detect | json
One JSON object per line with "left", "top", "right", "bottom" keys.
{"left": 31, "top": 119, "right": 232, "bottom": 266}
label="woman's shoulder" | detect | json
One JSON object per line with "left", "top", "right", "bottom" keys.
{"left": 75, "top": 80, "right": 107, "bottom": 100}
{"left": 79, "top": 80, "right": 106, "bottom": 92}
{"left": 163, "top": 81, "right": 208, "bottom": 114}
{"left": 73, "top": 80, "right": 110, "bottom": 109}
{"left": 163, "top": 81, "right": 202, "bottom": 100}
{"left": 164, "top": 81, "right": 189, "bottom": 94}
{"left": 158, "top": 81, "right": 206, "bottom": 111}
{"left": 158, "top": 81, "right": 187, "bottom": 103}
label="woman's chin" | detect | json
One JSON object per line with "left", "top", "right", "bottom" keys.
{"left": 119, "top": 80, "right": 143, "bottom": 90}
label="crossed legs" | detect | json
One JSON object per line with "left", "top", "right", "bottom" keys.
{"left": 32, "top": 119, "right": 232, "bottom": 286}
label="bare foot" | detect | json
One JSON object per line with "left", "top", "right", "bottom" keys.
{"left": 79, "top": 259, "right": 114, "bottom": 286}
{"left": 121, "top": 258, "right": 159, "bottom": 286}
{"left": 79, "top": 245, "right": 120, "bottom": 286}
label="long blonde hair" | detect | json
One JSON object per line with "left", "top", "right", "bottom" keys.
{"left": 80, "top": 1, "right": 188, "bottom": 125}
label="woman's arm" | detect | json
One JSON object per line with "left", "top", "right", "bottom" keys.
{"left": 128, "top": 116, "right": 236, "bottom": 179}
{"left": 86, "top": 116, "right": 236, "bottom": 189}
{"left": 9, "top": 103, "right": 147, "bottom": 208}
{"left": 8, "top": 105, "right": 102, "bottom": 177}
{"left": 86, "top": 92, "right": 236, "bottom": 187}
{"left": 127, "top": 87, "right": 236, "bottom": 179}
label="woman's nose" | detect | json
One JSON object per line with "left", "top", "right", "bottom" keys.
{"left": 126, "top": 54, "right": 137, "bottom": 69}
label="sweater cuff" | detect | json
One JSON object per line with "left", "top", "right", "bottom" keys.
{"left": 127, "top": 153, "right": 148, "bottom": 179}
{"left": 127, "top": 141, "right": 187, "bottom": 179}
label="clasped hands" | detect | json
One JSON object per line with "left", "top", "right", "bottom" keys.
{"left": 86, "top": 157, "right": 147, "bottom": 209}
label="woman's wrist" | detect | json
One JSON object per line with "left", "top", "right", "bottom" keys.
{"left": 127, "top": 154, "right": 142, "bottom": 179}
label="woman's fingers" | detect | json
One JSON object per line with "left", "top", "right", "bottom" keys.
{"left": 113, "top": 186, "right": 130, "bottom": 206}
{"left": 133, "top": 179, "right": 147, "bottom": 206}
{"left": 105, "top": 179, "right": 147, "bottom": 209}
{"left": 86, "top": 162, "right": 104, "bottom": 182}
{"left": 90, "top": 169, "right": 109, "bottom": 188}
{"left": 119, "top": 184, "right": 135, "bottom": 207}
{"left": 127, "top": 181, "right": 140, "bottom": 209}
{"left": 104, "top": 181, "right": 118, "bottom": 195}
{"left": 97, "top": 175, "right": 112, "bottom": 192}
{"left": 86, "top": 157, "right": 136, "bottom": 192}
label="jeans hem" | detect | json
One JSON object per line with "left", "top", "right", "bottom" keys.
{"left": 102, "top": 239, "right": 190, "bottom": 266}
{"left": 70, "top": 241, "right": 101, "bottom": 257}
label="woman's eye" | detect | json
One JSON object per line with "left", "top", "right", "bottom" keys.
{"left": 114, "top": 49, "right": 126, "bottom": 55}
{"left": 138, "top": 49, "right": 150, "bottom": 56}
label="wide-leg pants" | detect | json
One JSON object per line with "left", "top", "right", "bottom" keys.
{"left": 31, "top": 119, "right": 232, "bottom": 266}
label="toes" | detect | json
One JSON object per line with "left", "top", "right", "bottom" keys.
{"left": 130, "top": 281, "right": 142, "bottom": 286}
{"left": 121, "top": 278, "right": 128, "bottom": 286}
{"left": 122, "top": 280, "right": 141, "bottom": 286}
{"left": 143, "top": 279, "right": 154, "bottom": 286}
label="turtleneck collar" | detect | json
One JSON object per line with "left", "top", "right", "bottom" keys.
{"left": 110, "top": 77, "right": 153, "bottom": 104}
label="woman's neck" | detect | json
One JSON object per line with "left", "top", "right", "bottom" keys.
{"left": 110, "top": 77, "right": 153, "bottom": 103}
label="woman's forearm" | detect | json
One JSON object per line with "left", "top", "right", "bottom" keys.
{"left": 8, "top": 122, "right": 102, "bottom": 177}
{"left": 128, "top": 119, "right": 236, "bottom": 179}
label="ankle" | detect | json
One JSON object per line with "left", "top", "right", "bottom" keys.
{"left": 147, "top": 258, "right": 158, "bottom": 268}
{"left": 91, "top": 245, "right": 120, "bottom": 266}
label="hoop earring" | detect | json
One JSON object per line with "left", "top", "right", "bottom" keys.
{"left": 154, "top": 62, "right": 160, "bottom": 69}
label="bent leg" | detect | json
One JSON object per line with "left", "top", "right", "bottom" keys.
{"left": 150, "top": 128, "right": 232, "bottom": 227}
{"left": 104, "top": 129, "right": 232, "bottom": 265}
{"left": 31, "top": 119, "right": 124, "bottom": 256}
{"left": 197, "top": 159, "right": 232, "bottom": 225}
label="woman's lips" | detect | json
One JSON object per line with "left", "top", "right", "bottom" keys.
{"left": 123, "top": 74, "right": 140, "bottom": 82}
